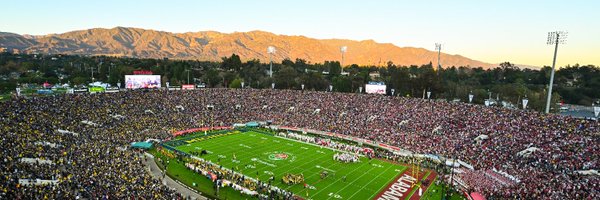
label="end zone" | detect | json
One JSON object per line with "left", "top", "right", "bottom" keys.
{"left": 374, "top": 168, "right": 436, "bottom": 200}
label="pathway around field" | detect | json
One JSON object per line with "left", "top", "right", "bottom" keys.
{"left": 143, "top": 153, "right": 207, "bottom": 200}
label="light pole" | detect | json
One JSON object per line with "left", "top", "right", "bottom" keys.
{"left": 267, "top": 46, "right": 276, "bottom": 78}
{"left": 340, "top": 46, "right": 347, "bottom": 74}
{"left": 593, "top": 101, "right": 600, "bottom": 120}
{"left": 186, "top": 69, "right": 190, "bottom": 84}
{"left": 109, "top": 63, "right": 114, "bottom": 80}
{"left": 545, "top": 31, "right": 567, "bottom": 113}
{"left": 435, "top": 43, "right": 442, "bottom": 71}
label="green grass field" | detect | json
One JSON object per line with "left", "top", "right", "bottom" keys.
{"left": 172, "top": 130, "right": 407, "bottom": 200}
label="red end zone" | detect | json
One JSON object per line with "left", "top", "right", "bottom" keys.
{"left": 374, "top": 168, "right": 436, "bottom": 200}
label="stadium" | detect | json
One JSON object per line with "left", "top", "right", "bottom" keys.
{"left": 1, "top": 88, "right": 597, "bottom": 200}
{"left": 1, "top": 2, "right": 600, "bottom": 199}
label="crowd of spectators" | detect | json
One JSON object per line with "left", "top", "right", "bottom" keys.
{"left": 0, "top": 88, "right": 597, "bottom": 199}
{"left": 185, "top": 158, "right": 294, "bottom": 199}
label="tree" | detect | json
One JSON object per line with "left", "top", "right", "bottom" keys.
{"left": 221, "top": 54, "right": 242, "bottom": 71}
{"left": 203, "top": 68, "right": 220, "bottom": 87}
{"left": 325, "top": 61, "right": 341, "bottom": 76}
{"left": 332, "top": 76, "right": 352, "bottom": 92}
{"left": 275, "top": 66, "right": 298, "bottom": 89}
{"left": 229, "top": 78, "right": 243, "bottom": 88}
{"left": 300, "top": 72, "right": 328, "bottom": 90}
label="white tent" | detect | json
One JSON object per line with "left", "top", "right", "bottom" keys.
{"left": 474, "top": 134, "right": 489, "bottom": 141}
{"left": 517, "top": 147, "right": 541, "bottom": 157}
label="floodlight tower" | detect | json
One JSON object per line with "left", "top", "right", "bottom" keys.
{"left": 340, "top": 46, "right": 347, "bottom": 73}
{"left": 186, "top": 68, "right": 190, "bottom": 84}
{"left": 267, "top": 46, "right": 276, "bottom": 78}
{"left": 435, "top": 43, "right": 442, "bottom": 71}
{"left": 545, "top": 31, "right": 567, "bottom": 113}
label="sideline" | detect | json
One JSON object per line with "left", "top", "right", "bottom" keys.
{"left": 143, "top": 153, "right": 207, "bottom": 200}
{"left": 273, "top": 135, "right": 365, "bottom": 157}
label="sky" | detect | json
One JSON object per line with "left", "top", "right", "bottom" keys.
{"left": 1, "top": 0, "right": 599, "bottom": 67}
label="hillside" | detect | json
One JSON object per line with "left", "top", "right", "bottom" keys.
{"left": 0, "top": 27, "right": 495, "bottom": 68}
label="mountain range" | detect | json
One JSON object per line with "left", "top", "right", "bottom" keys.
{"left": 0, "top": 27, "right": 497, "bottom": 68}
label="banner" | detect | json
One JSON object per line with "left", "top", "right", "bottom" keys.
{"left": 133, "top": 70, "right": 153, "bottom": 75}
{"left": 182, "top": 84, "right": 195, "bottom": 90}
{"left": 89, "top": 87, "right": 105, "bottom": 93}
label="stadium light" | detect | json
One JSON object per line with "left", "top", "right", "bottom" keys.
{"left": 545, "top": 31, "right": 567, "bottom": 113}
{"left": 340, "top": 46, "right": 347, "bottom": 74}
{"left": 435, "top": 43, "right": 442, "bottom": 71}
{"left": 267, "top": 46, "right": 276, "bottom": 78}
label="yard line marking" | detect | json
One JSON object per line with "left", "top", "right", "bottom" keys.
{"left": 323, "top": 165, "right": 383, "bottom": 200}
{"left": 311, "top": 161, "right": 375, "bottom": 197}
{"left": 346, "top": 164, "right": 396, "bottom": 200}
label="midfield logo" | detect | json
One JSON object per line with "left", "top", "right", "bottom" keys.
{"left": 264, "top": 151, "right": 296, "bottom": 162}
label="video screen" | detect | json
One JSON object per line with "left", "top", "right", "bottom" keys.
{"left": 125, "top": 75, "right": 161, "bottom": 89}
{"left": 365, "top": 83, "right": 386, "bottom": 94}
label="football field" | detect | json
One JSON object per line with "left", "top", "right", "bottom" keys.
{"left": 174, "top": 130, "right": 409, "bottom": 200}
